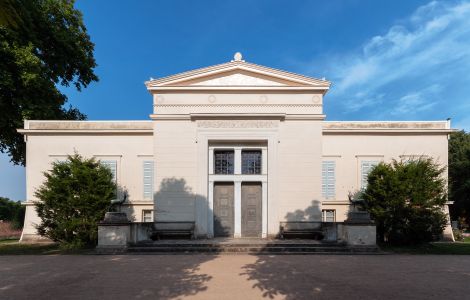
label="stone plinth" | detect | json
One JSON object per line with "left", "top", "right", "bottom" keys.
{"left": 97, "top": 212, "right": 130, "bottom": 251}
{"left": 343, "top": 211, "right": 377, "bottom": 246}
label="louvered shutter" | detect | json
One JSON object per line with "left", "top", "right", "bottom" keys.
{"left": 101, "top": 160, "right": 117, "bottom": 183}
{"left": 322, "top": 161, "right": 336, "bottom": 199}
{"left": 143, "top": 161, "right": 154, "bottom": 200}
{"left": 361, "top": 161, "right": 379, "bottom": 189}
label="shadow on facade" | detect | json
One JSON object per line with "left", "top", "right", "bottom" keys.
{"left": 153, "top": 177, "right": 235, "bottom": 240}
{"left": 116, "top": 186, "right": 136, "bottom": 222}
{"left": 285, "top": 200, "right": 322, "bottom": 222}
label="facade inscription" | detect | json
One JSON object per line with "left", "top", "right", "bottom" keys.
{"left": 197, "top": 120, "right": 278, "bottom": 128}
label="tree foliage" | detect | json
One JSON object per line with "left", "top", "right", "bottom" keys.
{"left": 0, "top": 196, "right": 25, "bottom": 229}
{"left": 360, "top": 158, "right": 448, "bottom": 245}
{"left": 448, "top": 130, "right": 470, "bottom": 224}
{"left": 0, "top": 0, "right": 98, "bottom": 165}
{"left": 35, "top": 154, "right": 115, "bottom": 248}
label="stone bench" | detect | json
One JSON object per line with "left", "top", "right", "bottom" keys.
{"left": 150, "top": 221, "right": 196, "bottom": 240}
{"left": 279, "top": 221, "right": 324, "bottom": 240}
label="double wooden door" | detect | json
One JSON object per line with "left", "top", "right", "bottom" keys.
{"left": 213, "top": 182, "right": 262, "bottom": 237}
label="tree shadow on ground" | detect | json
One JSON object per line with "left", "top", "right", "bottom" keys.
{"left": 240, "top": 201, "right": 327, "bottom": 300}
{"left": 101, "top": 255, "right": 216, "bottom": 299}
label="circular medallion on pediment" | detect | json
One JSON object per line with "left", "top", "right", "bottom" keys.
{"left": 208, "top": 95, "right": 217, "bottom": 103}
{"left": 156, "top": 95, "right": 165, "bottom": 103}
{"left": 259, "top": 95, "right": 268, "bottom": 103}
{"left": 312, "top": 95, "right": 321, "bottom": 103}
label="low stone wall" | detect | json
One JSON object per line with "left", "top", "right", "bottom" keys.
{"left": 129, "top": 222, "right": 154, "bottom": 243}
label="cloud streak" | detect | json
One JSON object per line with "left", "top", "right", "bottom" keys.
{"left": 316, "top": 1, "right": 470, "bottom": 124}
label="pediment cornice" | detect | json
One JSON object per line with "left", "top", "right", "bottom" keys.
{"left": 145, "top": 60, "right": 330, "bottom": 92}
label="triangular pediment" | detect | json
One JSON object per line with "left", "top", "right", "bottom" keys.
{"left": 145, "top": 60, "right": 330, "bottom": 90}
{"left": 176, "top": 70, "right": 293, "bottom": 87}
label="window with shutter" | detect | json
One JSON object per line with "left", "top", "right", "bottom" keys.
{"left": 101, "top": 160, "right": 118, "bottom": 200}
{"left": 101, "top": 160, "right": 117, "bottom": 182}
{"left": 322, "top": 161, "right": 336, "bottom": 199}
{"left": 361, "top": 161, "right": 379, "bottom": 189}
{"left": 143, "top": 161, "right": 154, "bottom": 200}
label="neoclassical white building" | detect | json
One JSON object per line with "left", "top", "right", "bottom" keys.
{"left": 20, "top": 53, "right": 454, "bottom": 241}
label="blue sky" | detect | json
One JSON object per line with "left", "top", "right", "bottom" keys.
{"left": 1, "top": 0, "right": 470, "bottom": 201}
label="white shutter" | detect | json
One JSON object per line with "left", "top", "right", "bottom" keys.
{"left": 322, "top": 161, "right": 335, "bottom": 199}
{"left": 101, "top": 160, "right": 117, "bottom": 183}
{"left": 361, "top": 161, "right": 379, "bottom": 189}
{"left": 143, "top": 161, "right": 154, "bottom": 200}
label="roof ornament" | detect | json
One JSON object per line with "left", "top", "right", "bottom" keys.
{"left": 232, "top": 52, "right": 244, "bottom": 62}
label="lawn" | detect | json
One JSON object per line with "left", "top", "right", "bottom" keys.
{"left": 0, "top": 239, "right": 61, "bottom": 255}
{"left": 0, "top": 239, "right": 96, "bottom": 255}
{"left": 382, "top": 241, "right": 470, "bottom": 255}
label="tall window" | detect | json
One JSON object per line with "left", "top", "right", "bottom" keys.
{"left": 322, "top": 161, "right": 335, "bottom": 199}
{"left": 143, "top": 160, "right": 154, "bottom": 200}
{"left": 214, "top": 150, "right": 234, "bottom": 174}
{"left": 242, "top": 150, "right": 262, "bottom": 174}
{"left": 361, "top": 161, "right": 379, "bottom": 189}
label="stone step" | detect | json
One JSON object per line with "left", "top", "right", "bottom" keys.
{"left": 126, "top": 245, "right": 379, "bottom": 254}
{"left": 129, "top": 242, "right": 346, "bottom": 248}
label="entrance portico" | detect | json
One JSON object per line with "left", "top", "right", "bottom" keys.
{"left": 208, "top": 144, "right": 268, "bottom": 238}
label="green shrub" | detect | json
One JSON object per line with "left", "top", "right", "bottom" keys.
{"left": 453, "top": 229, "right": 464, "bottom": 241}
{"left": 0, "top": 197, "right": 25, "bottom": 229}
{"left": 35, "top": 154, "right": 116, "bottom": 248}
{"left": 360, "top": 158, "right": 448, "bottom": 245}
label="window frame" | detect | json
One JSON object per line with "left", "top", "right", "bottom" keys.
{"left": 213, "top": 150, "right": 235, "bottom": 175}
{"left": 142, "top": 210, "right": 154, "bottom": 223}
{"left": 241, "top": 149, "right": 262, "bottom": 175}
{"left": 322, "top": 209, "right": 336, "bottom": 223}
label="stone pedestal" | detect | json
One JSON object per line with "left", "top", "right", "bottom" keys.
{"left": 343, "top": 211, "right": 377, "bottom": 246}
{"left": 97, "top": 212, "right": 130, "bottom": 251}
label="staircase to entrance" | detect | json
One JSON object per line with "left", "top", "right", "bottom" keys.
{"left": 127, "top": 238, "right": 379, "bottom": 254}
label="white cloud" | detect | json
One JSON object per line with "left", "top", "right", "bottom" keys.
{"left": 322, "top": 1, "right": 470, "bottom": 118}
{"left": 390, "top": 84, "right": 441, "bottom": 115}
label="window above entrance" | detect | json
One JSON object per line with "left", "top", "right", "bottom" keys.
{"left": 214, "top": 150, "right": 234, "bottom": 174}
{"left": 211, "top": 145, "right": 266, "bottom": 176}
{"left": 242, "top": 150, "right": 262, "bottom": 175}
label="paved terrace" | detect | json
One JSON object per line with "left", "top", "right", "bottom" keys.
{"left": 1, "top": 254, "right": 469, "bottom": 300}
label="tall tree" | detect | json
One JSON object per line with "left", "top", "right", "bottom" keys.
{"left": 448, "top": 130, "right": 470, "bottom": 224}
{"left": 0, "top": 0, "right": 98, "bottom": 165}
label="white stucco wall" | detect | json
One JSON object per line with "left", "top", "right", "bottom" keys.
{"left": 153, "top": 120, "right": 199, "bottom": 224}
{"left": 277, "top": 120, "right": 323, "bottom": 223}
{"left": 321, "top": 131, "right": 449, "bottom": 222}
{"left": 21, "top": 123, "right": 154, "bottom": 241}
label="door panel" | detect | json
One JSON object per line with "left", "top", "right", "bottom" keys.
{"left": 213, "top": 183, "right": 234, "bottom": 237}
{"left": 241, "top": 182, "right": 262, "bottom": 237}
